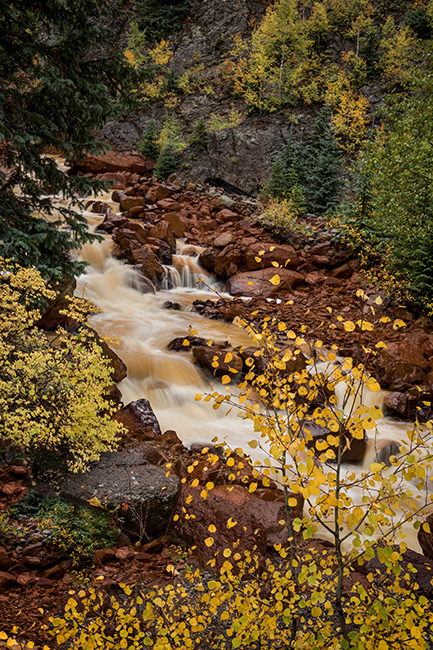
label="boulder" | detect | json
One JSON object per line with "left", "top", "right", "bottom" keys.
{"left": 215, "top": 208, "right": 239, "bottom": 223}
{"left": 214, "top": 244, "right": 243, "bottom": 277}
{"left": 0, "top": 547, "right": 10, "bottom": 571}
{"left": 198, "top": 247, "right": 217, "bottom": 273}
{"left": 418, "top": 514, "right": 433, "bottom": 561}
{"left": 302, "top": 421, "right": 367, "bottom": 463}
{"left": 91, "top": 200, "right": 111, "bottom": 214}
{"left": 383, "top": 391, "right": 410, "bottom": 419}
{"left": 131, "top": 245, "right": 164, "bottom": 281}
{"left": 244, "top": 243, "right": 299, "bottom": 271}
{"left": 157, "top": 198, "right": 182, "bottom": 212}
{"left": 147, "top": 220, "right": 176, "bottom": 251}
{"left": 120, "top": 196, "right": 146, "bottom": 212}
{"left": 172, "top": 486, "right": 267, "bottom": 566}
{"left": 162, "top": 212, "right": 188, "bottom": 238}
{"left": 357, "top": 547, "right": 433, "bottom": 597}
{"left": 227, "top": 268, "right": 304, "bottom": 297}
{"left": 0, "top": 571, "right": 16, "bottom": 591}
{"left": 193, "top": 346, "right": 243, "bottom": 378}
{"left": 376, "top": 335, "right": 431, "bottom": 390}
{"left": 167, "top": 335, "right": 207, "bottom": 351}
{"left": 71, "top": 151, "right": 152, "bottom": 174}
{"left": 114, "top": 398, "right": 161, "bottom": 437}
{"left": 213, "top": 232, "right": 235, "bottom": 248}
{"left": 147, "top": 237, "right": 173, "bottom": 265}
{"left": 58, "top": 447, "right": 180, "bottom": 538}
{"left": 96, "top": 213, "right": 128, "bottom": 234}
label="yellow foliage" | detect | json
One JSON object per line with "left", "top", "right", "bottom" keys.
{"left": 0, "top": 259, "right": 123, "bottom": 473}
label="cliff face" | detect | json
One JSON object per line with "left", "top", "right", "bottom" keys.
{"left": 99, "top": 0, "right": 397, "bottom": 194}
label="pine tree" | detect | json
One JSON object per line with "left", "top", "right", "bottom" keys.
{"left": 154, "top": 144, "right": 180, "bottom": 180}
{"left": 303, "top": 105, "right": 343, "bottom": 215}
{"left": 265, "top": 137, "right": 306, "bottom": 210}
{"left": 139, "top": 119, "right": 160, "bottom": 159}
{"left": 0, "top": 0, "right": 136, "bottom": 281}
{"left": 189, "top": 118, "right": 209, "bottom": 151}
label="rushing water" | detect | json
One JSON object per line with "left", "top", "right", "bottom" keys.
{"left": 45, "top": 176, "right": 432, "bottom": 553}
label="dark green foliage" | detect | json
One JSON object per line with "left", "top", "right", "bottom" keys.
{"left": 360, "top": 24, "right": 380, "bottom": 80}
{"left": 189, "top": 118, "right": 209, "bottom": 151}
{"left": 0, "top": 0, "right": 136, "bottom": 281}
{"left": 266, "top": 107, "right": 341, "bottom": 215}
{"left": 13, "top": 491, "right": 116, "bottom": 565}
{"left": 155, "top": 144, "right": 180, "bottom": 180}
{"left": 303, "top": 105, "right": 343, "bottom": 215}
{"left": 134, "top": 0, "right": 191, "bottom": 41}
{"left": 139, "top": 119, "right": 160, "bottom": 159}
{"left": 406, "top": 8, "right": 432, "bottom": 39}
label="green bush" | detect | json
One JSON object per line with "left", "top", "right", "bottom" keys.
{"left": 134, "top": 0, "right": 191, "bottom": 41}
{"left": 139, "top": 119, "right": 160, "bottom": 159}
{"left": 155, "top": 144, "right": 180, "bottom": 180}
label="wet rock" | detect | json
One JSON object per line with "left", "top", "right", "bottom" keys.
{"left": 36, "top": 276, "right": 77, "bottom": 330}
{"left": 215, "top": 195, "right": 236, "bottom": 210}
{"left": 91, "top": 200, "right": 111, "bottom": 214}
{"left": 131, "top": 245, "right": 164, "bottom": 282}
{"left": 97, "top": 213, "right": 128, "bottom": 234}
{"left": 71, "top": 151, "right": 152, "bottom": 174}
{"left": 0, "top": 547, "right": 10, "bottom": 571}
{"left": 162, "top": 212, "right": 188, "bottom": 237}
{"left": 157, "top": 198, "right": 182, "bottom": 212}
{"left": 198, "top": 247, "right": 217, "bottom": 273}
{"left": 172, "top": 486, "right": 267, "bottom": 567}
{"left": 120, "top": 196, "right": 146, "bottom": 212}
{"left": 114, "top": 399, "right": 162, "bottom": 437}
{"left": 0, "top": 571, "right": 16, "bottom": 591}
{"left": 147, "top": 220, "right": 176, "bottom": 251}
{"left": 310, "top": 241, "right": 332, "bottom": 256}
{"left": 418, "top": 514, "right": 433, "bottom": 561}
{"left": 58, "top": 447, "right": 180, "bottom": 538}
{"left": 213, "top": 232, "right": 235, "bottom": 248}
{"left": 193, "top": 346, "right": 243, "bottom": 377}
{"left": 244, "top": 243, "right": 299, "bottom": 271}
{"left": 148, "top": 183, "right": 177, "bottom": 202}
{"left": 98, "top": 172, "right": 128, "bottom": 189}
{"left": 383, "top": 391, "right": 410, "bottom": 418}
{"left": 214, "top": 244, "right": 243, "bottom": 277}
{"left": 227, "top": 268, "right": 304, "bottom": 297}
{"left": 372, "top": 439, "right": 400, "bottom": 465}
{"left": 94, "top": 548, "right": 116, "bottom": 565}
{"left": 302, "top": 421, "right": 367, "bottom": 463}
{"left": 167, "top": 335, "right": 207, "bottom": 351}
{"left": 376, "top": 334, "right": 431, "bottom": 390}
{"left": 147, "top": 237, "right": 173, "bottom": 265}
{"left": 112, "top": 190, "right": 127, "bottom": 203}
{"left": 215, "top": 208, "right": 239, "bottom": 223}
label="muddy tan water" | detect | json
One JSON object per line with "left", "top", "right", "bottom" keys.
{"left": 44, "top": 174, "right": 431, "bottom": 553}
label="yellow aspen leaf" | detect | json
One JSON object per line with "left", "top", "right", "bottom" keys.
{"left": 248, "top": 440, "right": 258, "bottom": 448}
{"left": 258, "top": 250, "right": 265, "bottom": 255}
{"left": 227, "top": 457, "right": 235, "bottom": 467}
{"left": 356, "top": 289, "right": 365, "bottom": 299}
{"left": 356, "top": 320, "right": 374, "bottom": 331}
{"left": 423, "top": 522, "right": 431, "bottom": 534}
{"left": 224, "top": 352, "right": 233, "bottom": 363}
{"left": 88, "top": 496, "right": 103, "bottom": 508}
{"left": 343, "top": 320, "right": 356, "bottom": 332}
{"left": 375, "top": 296, "right": 383, "bottom": 305}
{"left": 278, "top": 322, "right": 286, "bottom": 331}
{"left": 223, "top": 548, "right": 232, "bottom": 557}
{"left": 269, "top": 246, "right": 275, "bottom": 251}
{"left": 247, "top": 281, "right": 255, "bottom": 285}
{"left": 191, "top": 478, "right": 199, "bottom": 487}
{"left": 195, "top": 394, "right": 202, "bottom": 401}
{"left": 182, "top": 339, "right": 190, "bottom": 346}
{"left": 288, "top": 498, "right": 298, "bottom": 507}
{"left": 249, "top": 482, "right": 258, "bottom": 493}
{"left": 221, "top": 375, "right": 231, "bottom": 384}
{"left": 208, "top": 524, "right": 216, "bottom": 533}
{"left": 271, "top": 261, "right": 280, "bottom": 267}
{"left": 269, "top": 274, "right": 280, "bottom": 286}
{"left": 254, "top": 256, "right": 262, "bottom": 263}
{"left": 366, "top": 377, "right": 381, "bottom": 392}
{"left": 227, "top": 518, "right": 237, "bottom": 528}
{"left": 204, "top": 537, "right": 214, "bottom": 547}
{"left": 370, "top": 462, "right": 383, "bottom": 473}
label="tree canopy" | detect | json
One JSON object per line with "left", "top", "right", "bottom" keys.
{"left": 0, "top": 0, "right": 135, "bottom": 281}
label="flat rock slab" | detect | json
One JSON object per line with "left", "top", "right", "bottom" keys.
{"left": 59, "top": 448, "right": 180, "bottom": 537}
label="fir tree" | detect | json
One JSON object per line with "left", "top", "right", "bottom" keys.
{"left": 265, "top": 137, "right": 305, "bottom": 210}
{"left": 155, "top": 144, "right": 180, "bottom": 180}
{"left": 0, "top": 0, "right": 136, "bottom": 281}
{"left": 189, "top": 118, "right": 209, "bottom": 152}
{"left": 303, "top": 105, "right": 342, "bottom": 215}
{"left": 139, "top": 119, "right": 160, "bottom": 159}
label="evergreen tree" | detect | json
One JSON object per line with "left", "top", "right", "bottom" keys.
{"left": 303, "top": 105, "right": 342, "bottom": 215}
{"left": 189, "top": 118, "right": 209, "bottom": 152}
{"left": 154, "top": 144, "right": 180, "bottom": 180}
{"left": 0, "top": 0, "right": 136, "bottom": 281}
{"left": 139, "top": 119, "right": 160, "bottom": 159}
{"left": 265, "top": 137, "right": 306, "bottom": 210}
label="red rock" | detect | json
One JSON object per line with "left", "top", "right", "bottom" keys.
{"left": 98, "top": 172, "right": 128, "bottom": 189}
{"left": 172, "top": 487, "right": 267, "bottom": 567}
{"left": 115, "top": 547, "right": 136, "bottom": 561}
{"left": 114, "top": 399, "right": 161, "bottom": 437}
{"left": 0, "top": 547, "right": 10, "bottom": 571}
{"left": 214, "top": 208, "right": 239, "bottom": 224}
{"left": 8, "top": 465, "right": 28, "bottom": 477}
{"left": 91, "top": 200, "right": 111, "bottom": 214}
{"left": 213, "top": 233, "right": 235, "bottom": 248}
{"left": 157, "top": 199, "right": 181, "bottom": 212}
{"left": 35, "top": 578, "right": 54, "bottom": 589}
{"left": 94, "top": 548, "right": 116, "bottom": 565}
{"left": 0, "top": 571, "right": 16, "bottom": 590}
{"left": 147, "top": 220, "right": 176, "bottom": 250}
{"left": 162, "top": 212, "right": 188, "bottom": 238}
{"left": 376, "top": 337, "right": 430, "bottom": 390}
{"left": 72, "top": 151, "right": 152, "bottom": 174}
{"left": 330, "top": 259, "right": 360, "bottom": 279}
{"left": 310, "top": 241, "right": 332, "bottom": 256}
{"left": 122, "top": 221, "right": 148, "bottom": 244}
{"left": 383, "top": 391, "right": 410, "bottom": 418}
{"left": 302, "top": 421, "right": 367, "bottom": 463}
{"left": 16, "top": 572, "right": 36, "bottom": 587}
{"left": 131, "top": 245, "right": 164, "bottom": 281}
{"left": 126, "top": 205, "right": 146, "bottom": 220}
{"left": 227, "top": 268, "right": 304, "bottom": 297}
{"left": 150, "top": 184, "right": 177, "bottom": 202}
{"left": 214, "top": 245, "right": 243, "bottom": 277}
{"left": 134, "top": 552, "right": 152, "bottom": 562}
{"left": 244, "top": 243, "right": 299, "bottom": 271}
{"left": 2, "top": 482, "right": 24, "bottom": 496}
{"left": 193, "top": 346, "right": 243, "bottom": 377}
{"left": 120, "top": 197, "right": 146, "bottom": 212}
{"left": 311, "top": 255, "right": 330, "bottom": 266}
{"left": 304, "top": 271, "right": 325, "bottom": 286}
{"left": 323, "top": 277, "right": 341, "bottom": 287}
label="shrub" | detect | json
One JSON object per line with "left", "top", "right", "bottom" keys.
{"left": 0, "top": 259, "right": 123, "bottom": 474}
{"left": 188, "top": 118, "right": 209, "bottom": 151}
{"left": 139, "top": 119, "right": 160, "bottom": 159}
{"left": 154, "top": 144, "right": 180, "bottom": 180}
